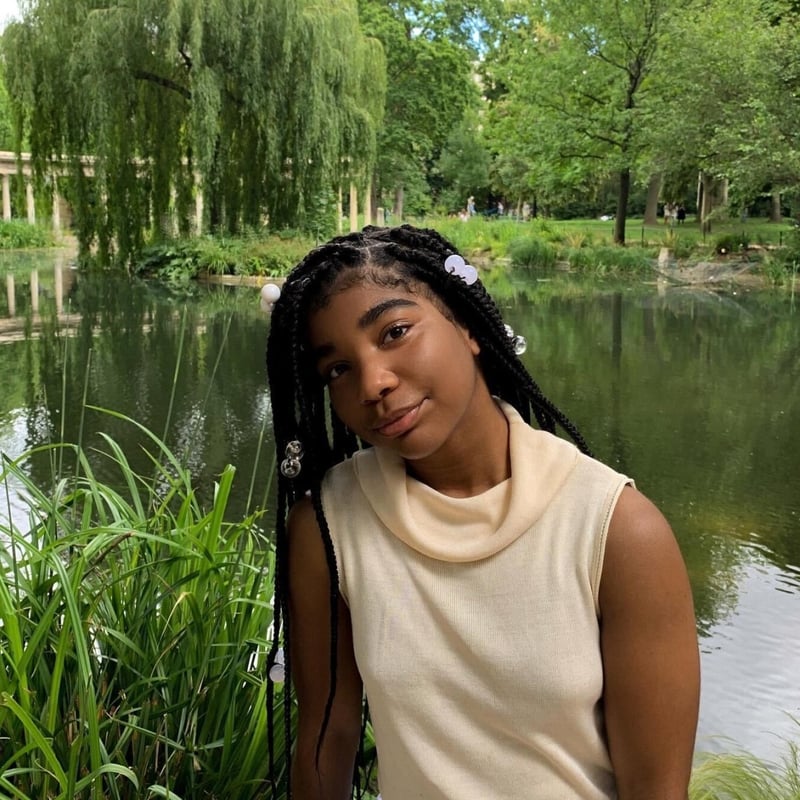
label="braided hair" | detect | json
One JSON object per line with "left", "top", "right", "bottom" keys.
{"left": 265, "top": 224, "right": 590, "bottom": 796}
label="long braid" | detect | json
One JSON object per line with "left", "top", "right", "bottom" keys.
{"left": 265, "top": 223, "right": 591, "bottom": 796}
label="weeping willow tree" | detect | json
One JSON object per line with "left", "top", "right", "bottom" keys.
{"left": 1, "top": 0, "right": 385, "bottom": 262}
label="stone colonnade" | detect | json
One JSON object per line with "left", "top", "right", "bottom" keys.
{"left": 2, "top": 151, "right": 383, "bottom": 235}
{"left": 1, "top": 172, "right": 40, "bottom": 226}
{"left": 340, "top": 181, "right": 385, "bottom": 234}
{"left": 3, "top": 256, "right": 76, "bottom": 318}
{"left": 1, "top": 151, "right": 78, "bottom": 232}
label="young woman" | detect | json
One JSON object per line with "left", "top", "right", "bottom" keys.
{"left": 265, "top": 224, "right": 700, "bottom": 800}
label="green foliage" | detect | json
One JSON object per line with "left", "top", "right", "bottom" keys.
{"left": 436, "top": 109, "right": 492, "bottom": 212}
{"left": 690, "top": 735, "right": 800, "bottom": 799}
{"left": 0, "top": 411, "right": 286, "bottom": 798}
{"left": 651, "top": 0, "right": 800, "bottom": 212}
{"left": 558, "top": 244, "right": 651, "bottom": 274}
{"left": 430, "top": 215, "right": 522, "bottom": 259}
{"left": 481, "top": 0, "right": 679, "bottom": 243}
{"left": 0, "top": 62, "right": 14, "bottom": 150}
{"left": 0, "top": 219, "right": 54, "bottom": 248}
{"left": 2, "top": 0, "right": 385, "bottom": 262}
{"left": 714, "top": 232, "right": 751, "bottom": 255}
{"left": 358, "top": 0, "right": 480, "bottom": 215}
{"left": 759, "top": 256, "right": 798, "bottom": 287}
{"left": 135, "top": 234, "right": 314, "bottom": 282}
{"left": 508, "top": 235, "right": 558, "bottom": 268}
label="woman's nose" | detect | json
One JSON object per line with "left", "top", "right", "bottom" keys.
{"left": 358, "top": 359, "right": 399, "bottom": 404}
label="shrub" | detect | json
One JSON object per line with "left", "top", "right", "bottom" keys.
{"left": 508, "top": 236, "right": 558, "bottom": 268}
{"left": 714, "top": 232, "right": 750, "bottom": 255}
{"left": 562, "top": 244, "right": 652, "bottom": 274}
{"left": 0, "top": 220, "right": 55, "bottom": 249}
{"left": 135, "top": 235, "right": 313, "bottom": 281}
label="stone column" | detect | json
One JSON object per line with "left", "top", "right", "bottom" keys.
{"left": 52, "top": 181, "right": 62, "bottom": 234}
{"left": 26, "top": 180, "right": 36, "bottom": 224}
{"left": 349, "top": 183, "right": 358, "bottom": 232}
{"left": 195, "top": 182, "right": 204, "bottom": 235}
{"left": 55, "top": 257, "right": 64, "bottom": 314}
{"left": 2, "top": 175, "right": 10, "bottom": 220}
{"left": 6, "top": 274, "right": 15, "bottom": 317}
{"left": 30, "top": 270, "right": 39, "bottom": 314}
{"left": 337, "top": 186, "right": 343, "bottom": 234}
{"left": 363, "top": 180, "right": 373, "bottom": 227}
{"left": 377, "top": 207, "right": 385, "bottom": 226}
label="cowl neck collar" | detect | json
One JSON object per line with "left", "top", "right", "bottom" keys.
{"left": 352, "top": 401, "right": 579, "bottom": 562}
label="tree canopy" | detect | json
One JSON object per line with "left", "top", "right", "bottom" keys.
{"left": 481, "top": 0, "right": 800, "bottom": 236}
{"left": 2, "top": 0, "right": 385, "bottom": 260}
{"left": 2, "top": 0, "right": 799, "bottom": 254}
{"left": 357, "top": 0, "right": 483, "bottom": 217}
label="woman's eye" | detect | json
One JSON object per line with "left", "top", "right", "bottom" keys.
{"left": 324, "top": 363, "right": 348, "bottom": 382}
{"left": 383, "top": 324, "right": 409, "bottom": 344}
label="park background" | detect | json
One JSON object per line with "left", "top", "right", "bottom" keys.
{"left": 1, "top": 1, "right": 800, "bottom": 799}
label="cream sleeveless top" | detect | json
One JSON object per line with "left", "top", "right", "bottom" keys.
{"left": 321, "top": 402, "right": 630, "bottom": 799}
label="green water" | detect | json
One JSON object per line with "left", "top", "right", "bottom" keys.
{"left": 2, "top": 252, "right": 799, "bottom": 762}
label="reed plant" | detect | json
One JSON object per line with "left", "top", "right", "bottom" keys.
{"left": 690, "top": 734, "right": 800, "bottom": 799}
{"left": 0, "top": 410, "right": 286, "bottom": 799}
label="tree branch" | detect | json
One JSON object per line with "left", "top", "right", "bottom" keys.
{"left": 132, "top": 70, "right": 192, "bottom": 100}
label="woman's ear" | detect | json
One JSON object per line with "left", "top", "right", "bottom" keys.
{"left": 460, "top": 326, "right": 481, "bottom": 356}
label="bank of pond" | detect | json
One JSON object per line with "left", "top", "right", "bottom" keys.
{"left": 1, "top": 250, "right": 799, "bottom": 798}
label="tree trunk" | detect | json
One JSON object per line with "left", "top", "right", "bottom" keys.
{"left": 393, "top": 185, "right": 404, "bottom": 221}
{"left": 614, "top": 168, "right": 631, "bottom": 245}
{"left": 696, "top": 172, "right": 703, "bottom": 221}
{"left": 643, "top": 173, "right": 662, "bottom": 225}
{"left": 770, "top": 191, "right": 782, "bottom": 222}
{"left": 701, "top": 172, "right": 715, "bottom": 232}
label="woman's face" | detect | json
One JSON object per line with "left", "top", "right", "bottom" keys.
{"left": 306, "top": 277, "right": 486, "bottom": 464}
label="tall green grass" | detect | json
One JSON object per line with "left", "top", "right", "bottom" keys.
{"left": 0, "top": 411, "right": 286, "bottom": 799}
{"left": 690, "top": 735, "right": 800, "bottom": 799}
{"left": 0, "top": 221, "right": 55, "bottom": 250}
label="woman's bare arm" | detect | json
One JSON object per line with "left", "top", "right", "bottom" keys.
{"left": 287, "top": 497, "right": 364, "bottom": 800}
{"left": 600, "top": 486, "right": 700, "bottom": 800}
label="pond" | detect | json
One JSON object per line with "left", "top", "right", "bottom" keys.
{"left": 1, "top": 248, "right": 799, "bottom": 766}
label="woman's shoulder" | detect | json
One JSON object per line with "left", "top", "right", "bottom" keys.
{"left": 322, "top": 448, "right": 379, "bottom": 491}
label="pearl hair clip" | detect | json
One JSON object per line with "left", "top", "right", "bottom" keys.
{"left": 280, "top": 440, "right": 304, "bottom": 478}
{"left": 443, "top": 254, "right": 478, "bottom": 286}
{"left": 269, "top": 647, "right": 285, "bottom": 683}
{"left": 503, "top": 323, "right": 528, "bottom": 356}
{"left": 260, "top": 282, "right": 281, "bottom": 313}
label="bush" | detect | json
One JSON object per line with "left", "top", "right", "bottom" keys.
{"left": 508, "top": 236, "right": 558, "bottom": 268}
{"left": 135, "top": 234, "right": 314, "bottom": 281}
{"left": 714, "top": 231, "right": 750, "bottom": 255}
{"left": 0, "top": 220, "right": 55, "bottom": 249}
{"left": 562, "top": 244, "right": 653, "bottom": 274}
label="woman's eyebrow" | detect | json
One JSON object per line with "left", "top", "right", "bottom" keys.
{"left": 312, "top": 298, "right": 420, "bottom": 363}
{"left": 358, "top": 297, "right": 418, "bottom": 329}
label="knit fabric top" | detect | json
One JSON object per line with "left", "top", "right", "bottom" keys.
{"left": 321, "top": 401, "right": 631, "bottom": 799}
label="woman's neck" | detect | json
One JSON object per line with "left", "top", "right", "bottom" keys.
{"left": 405, "top": 394, "right": 511, "bottom": 498}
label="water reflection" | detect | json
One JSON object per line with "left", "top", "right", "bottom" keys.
{"left": 0, "top": 257, "right": 276, "bottom": 529}
{"left": 1, "top": 257, "right": 799, "bottom": 762}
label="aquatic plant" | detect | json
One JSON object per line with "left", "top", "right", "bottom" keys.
{"left": 0, "top": 413, "right": 285, "bottom": 799}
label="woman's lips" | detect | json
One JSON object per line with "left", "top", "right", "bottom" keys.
{"left": 374, "top": 402, "right": 422, "bottom": 438}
